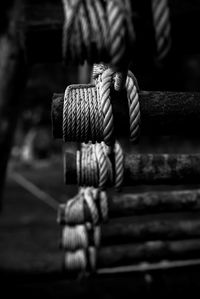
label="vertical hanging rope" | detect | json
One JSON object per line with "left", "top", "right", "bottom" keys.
{"left": 62, "top": 0, "right": 135, "bottom": 68}
{"left": 151, "top": 0, "right": 171, "bottom": 61}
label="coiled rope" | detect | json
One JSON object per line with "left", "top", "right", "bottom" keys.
{"left": 63, "top": 84, "right": 103, "bottom": 143}
{"left": 64, "top": 246, "right": 97, "bottom": 272}
{"left": 151, "top": 0, "right": 171, "bottom": 61}
{"left": 62, "top": 72, "right": 140, "bottom": 145}
{"left": 61, "top": 223, "right": 101, "bottom": 251}
{"left": 73, "top": 141, "right": 124, "bottom": 190}
{"left": 62, "top": 0, "right": 135, "bottom": 69}
{"left": 58, "top": 187, "right": 108, "bottom": 225}
{"left": 58, "top": 187, "right": 107, "bottom": 272}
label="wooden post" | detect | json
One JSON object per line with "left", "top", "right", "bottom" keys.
{"left": 0, "top": 0, "right": 26, "bottom": 206}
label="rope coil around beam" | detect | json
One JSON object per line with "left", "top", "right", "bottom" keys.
{"left": 69, "top": 141, "right": 124, "bottom": 190}
{"left": 151, "top": 0, "right": 171, "bottom": 61}
{"left": 62, "top": 74, "right": 140, "bottom": 145}
{"left": 58, "top": 187, "right": 107, "bottom": 273}
{"left": 62, "top": 84, "right": 104, "bottom": 143}
{"left": 62, "top": 0, "right": 135, "bottom": 69}
{"left": 64, "top": 246, "right": 97, "bottom": 272}
{"left": 57, "top": 187, "right": 108, "bottom": 225}
{"left": 61, "top": 223, "right": 101, "bottom": 251}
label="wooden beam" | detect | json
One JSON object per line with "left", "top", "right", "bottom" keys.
{"left": 110, "top": 189, "right": 200, "bottom": 218}
{"left": 52, "top": 91, "right": 200, "bottom": 138}
{"left": 58, "top": 188, "right": 200, "bottom": 224}
{"left": 0, "top": 0, "right": 26, "bottom": 206}
{"left": 24, "top": 0, "right": 200, "bottom": 63}
{"left": 98, "top": 239, "right": 200, "bottom": 268}
{"left": 59, "top": 214, "right": 200, "bottom": 247}
{"left": 64, "top": 151, "right": 200, "bottom": 185}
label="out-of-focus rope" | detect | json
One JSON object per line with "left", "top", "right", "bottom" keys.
{"left": 57, "top": 187, "right": 108, "bottom": 225}
{"left": 151, "top": 0, "right": 171, "bottom": 61}
{"left": 62, "top": 0, "right": 135, "bottom": 69}
{"left": 58, "top": 187, "right": 107, "bottom": 272}
{"left": 73, "top": 141, "right": 124, "bottom": 190}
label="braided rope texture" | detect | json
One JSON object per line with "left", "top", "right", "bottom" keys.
{"left": 62, "top": 0, "right": 135, "bottom": 69}
{"left": 151, "top": 0, "right": 171, "bottom": 61}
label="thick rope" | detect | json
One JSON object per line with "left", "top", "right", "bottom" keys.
{"left": 151, "top": 0, "right": 171, "bottom": 61}
{"left": 93, "top": 64, "right": 140, "bottom": 143}
{"left": 62, "top": 0, "right": 135, "bottom": 68}
{"left": 62, "top": 74, "right": 140, "bottom": 144}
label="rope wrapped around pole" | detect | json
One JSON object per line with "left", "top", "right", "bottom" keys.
{"left": 62, "top": 71, "right": 140, "bottom": 145}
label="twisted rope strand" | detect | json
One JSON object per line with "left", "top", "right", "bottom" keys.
{"left": 114, "top": 141, "right": 124, "bottom": 189}
{"left": 126, "top": 71, "right": 140, "bottom": 142}
{"left": 99, "top": 68, "right": 115, "bottom": 145}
